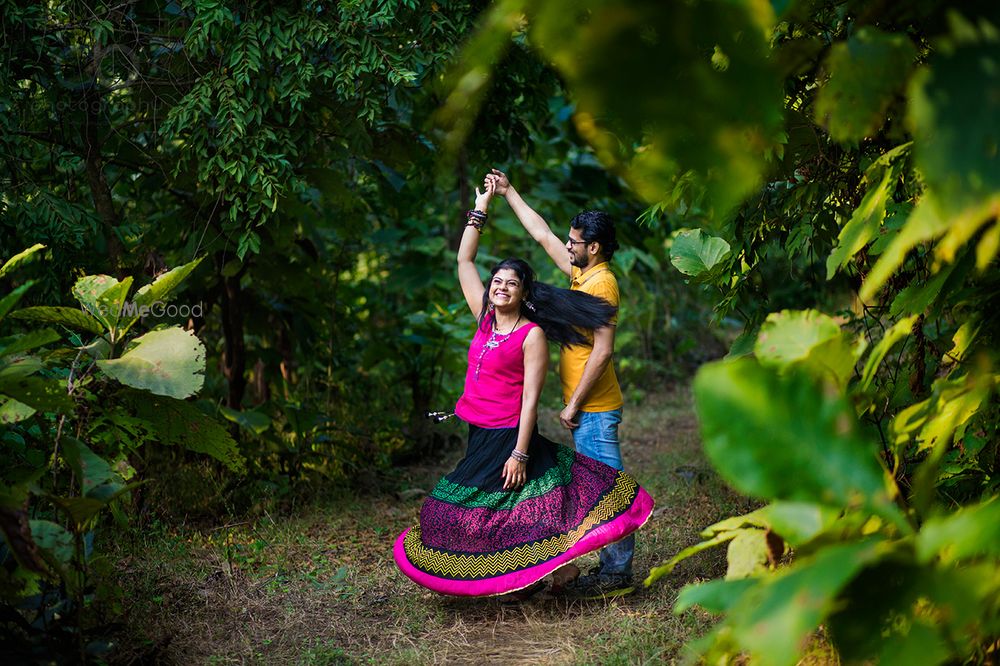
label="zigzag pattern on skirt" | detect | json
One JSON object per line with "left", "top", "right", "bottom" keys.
{"left": 402, "top": 473, "right": 638, "bottom": 579}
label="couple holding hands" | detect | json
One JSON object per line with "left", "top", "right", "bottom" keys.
{"left": 394, "top": 170, "right": 653, "bottom": 599}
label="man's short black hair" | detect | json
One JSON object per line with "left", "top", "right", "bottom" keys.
{"left": 570, "top": 210, "right": 619, "bottom": 261}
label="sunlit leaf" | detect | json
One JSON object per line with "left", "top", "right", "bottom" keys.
{"left": 754, "top": 310, "right": 857, "bottom": 387}
{"left": 0, "top": 243, "right": 46, "bottom": 280}
{"left": 726, "top": 528, "right": 770, "bottom": 579}
{"left": 98, "top": 327, "right": 205, "bottom": 399}
{"left": 826, "top": 167, "right": 895, "bottom": 279}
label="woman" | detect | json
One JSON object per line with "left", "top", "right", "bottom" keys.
{"left": 393, "top": 181, "right": 653, "bottom": 597}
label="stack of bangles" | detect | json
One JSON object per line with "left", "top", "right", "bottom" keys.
{"left": 509, "top": 449, "right": 529, "bottom": 463}
{"left": 466, "top": 209, "right": 487, "bottom": 232}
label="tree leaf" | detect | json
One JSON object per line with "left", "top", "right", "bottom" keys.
{"left": 909, "top": 38, "right": 1000, "bottom": 231}
{"left": 726, "top": 528, "right": 770, "bottom": 579}
{"left": 98, "top": 327, "right": 205, "bottom": 399}
{"left": 60, "top": 438, "right": 116, "bottom": 497}
{"left": 754, "top": 310, "right": 857, "bottom": 387}
{"left": 28, "top": 519, "right": 74, "bottom": 572}
{"left": 675, "top": 577, "right": 756, "bottom": 614}
{"left": 126, "top": 257, "right": 205, "bottom": 335}
{"left": 126, "top": 393, "right": 245, "bottom": 472}
{"left": 0, "top": 328, "right": 60, "bottom": 357}
{"left": 693, "top": 358, "right": 907, "bottom": 530}
{"left": 0, "top": 396, "right": 35, "bottom": 424}
{"left": 219, "top": 405, "right": 271, "bottom": 434}
{"left": 670, "top": 229, "right": 731, "bottom": 278}
{"left": 825, "top": 166, "right": 895, "bottom": 279}
{"left": 0, "top": 243, "right": 46, "bottom": 280}
{"left": 727, "top": 539, "right": 886, "bottom": 666}
{"left": 916, "top": 498, "right": 1000, "bottom": 564}
{"left": 72, "top": 275, "right": 125, "bottom": 330}
{"left": 0, "top": 376, "right": 72, "bottom": 413}
{"left": 758, "top": 502, "right": 841, "bottom": 547}
{"left": 529, "top": 0, "right": 783, "bottom": 215}
{"left": 10, "top": 306, "right": 105, "bottom": 335}
{"left": 0, "top": 282, "right": 34, "bottom": 324}
{"left": 815, "top": 28, "right": 916, "bottom": 142}
{"left": 859, "top": 315, "right": 919, "bottom": 392}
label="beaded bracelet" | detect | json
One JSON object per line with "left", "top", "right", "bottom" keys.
{"left": 510, "top": 449, "right": 529, "bottom": 463}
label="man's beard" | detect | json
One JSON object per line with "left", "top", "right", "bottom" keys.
{"left": 570, "top": 252, "right": 589, "bottom": 268}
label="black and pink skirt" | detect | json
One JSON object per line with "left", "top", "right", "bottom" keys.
{"left": 393, "top": 424, "right": 654, "bottom": 596}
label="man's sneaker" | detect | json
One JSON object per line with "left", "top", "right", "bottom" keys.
{"left": 562, "top": 566, "right": 635, "bottom": 599}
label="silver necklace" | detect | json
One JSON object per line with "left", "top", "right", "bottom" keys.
{"left": 474, "top": 314, "right": 521, "bottom": 380}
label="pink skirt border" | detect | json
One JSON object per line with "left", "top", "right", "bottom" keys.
{"left": 393, "top": 486, "right": 655, "bottom": 597}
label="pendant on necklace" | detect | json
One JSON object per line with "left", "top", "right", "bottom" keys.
{"left": 485, "top": 339, "right": 499, "bottom": 349}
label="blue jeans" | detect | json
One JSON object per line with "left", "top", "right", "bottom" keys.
{"left": 572, "top": 408, "right": 634, "bottom": 576}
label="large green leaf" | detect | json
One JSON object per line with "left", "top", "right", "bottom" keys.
{"left": 0, "top": 376, "right": 72, "bottom": 413}
{"left": 0, "top": 243, "right": 46, "bottom": 280}
{"left": 693, "top": 358, "right": 907, "bottom": 529}
{"left": 60, "top": 438, "right": 116, "bottom": 496}
{"left": 72, "top": 275, "right": 126, "bottom": 331}
{"left": 529, "top": 0, "right": 783, "bottom": 214}
{"left": 28, "top": 519, "right": 74, "bottom": 572}
{"left": 0, "top": 396, "right": 35, "bottom": 424}
{"left": 123, "top": 257, "right": 205, "bottom": 336}
{"left": 675, "top": 577, "right": 756, "bottom": 614}
{"left": 725, "top": 539, "right": 886, "bottom": 666}
{"left": 127, "top": 393, "right": 245, "bottom": 472}
{"left": 916, "top": 498, "right": 1000, "bottom": 564}
{"left": 758, "top": 501, "right": 841, "bottom": 547}
{"left": 754, "top": 310, "right": 857, "bottom": 388}
{"left": 814, "top": 28, "right": 917, "bottom": 143}
{"left": 95, "top": 276, "right": 134, "bottom": 333}
{"left": 909, "top": 37, "right": 1000, "bottom": 231}
{"left": 10, "top": 306, "right": 105, "bottom": 335}
{"left": 98, "top": 327, "right": 205, "bottom": 399}
{"left": 670, "top": 229, "right": 731, "bottom": 279}
{"left": 0, "top": 328, "right": 61, "bottom": 357}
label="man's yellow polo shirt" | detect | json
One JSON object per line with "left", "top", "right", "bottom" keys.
{"left": 560, "top": 262, "right": 624, "bottom": 412}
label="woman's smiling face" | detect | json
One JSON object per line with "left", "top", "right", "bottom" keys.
{"left": 489, "top": 268, "right": 524, "bottom": 310}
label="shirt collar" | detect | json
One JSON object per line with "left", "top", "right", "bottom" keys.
{"left": 573, "top": 261, "right": 611, "bottom": 287}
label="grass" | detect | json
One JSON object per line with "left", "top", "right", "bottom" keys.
{"left": 104, "top": 384, "right": 769, "bottom": 664}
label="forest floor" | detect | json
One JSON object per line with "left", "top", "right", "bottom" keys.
{"left": 107, "top": 384, "right": 771, "bottom": 665}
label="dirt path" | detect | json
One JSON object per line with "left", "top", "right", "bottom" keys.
{"left": 110, "top": 385, "right": 751, "bottom": 664}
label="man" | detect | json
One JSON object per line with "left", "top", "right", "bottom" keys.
{"left": 485, "top": 169, "right": 634, "bottom": 597}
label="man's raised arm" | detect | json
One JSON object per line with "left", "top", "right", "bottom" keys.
{"left": 486, "top": 169, "right": 572, "bottom": 277}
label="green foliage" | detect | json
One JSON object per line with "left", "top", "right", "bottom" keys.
{"left": 99, "top": 328, "right": 206, "bottom": 399}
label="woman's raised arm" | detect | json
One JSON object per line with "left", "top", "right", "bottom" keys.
{"left": 457, "top": 181, "right": 494, "bottom": 318}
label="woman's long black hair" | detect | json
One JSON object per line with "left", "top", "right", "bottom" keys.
{"left": 477, "top": 258, "right": 617, "bottom": 347}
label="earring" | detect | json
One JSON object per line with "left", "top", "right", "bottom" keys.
{"left": 525, "top": 301, "right": 536, "bottom": 312}
{"left": 488, "top": 303, "right": 495, "bottom": 312}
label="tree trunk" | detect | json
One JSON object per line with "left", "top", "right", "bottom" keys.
{"left": 220, "top": 272, "right": 247, "bottom": 409}
{"left": 81, "top": 88, "right": 124, "bottom": 271}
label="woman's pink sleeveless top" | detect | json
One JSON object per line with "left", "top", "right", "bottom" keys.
{"left": 455, "top": 314, "right": 539, "bottom": 428}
